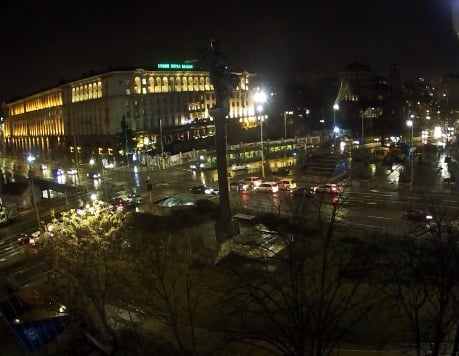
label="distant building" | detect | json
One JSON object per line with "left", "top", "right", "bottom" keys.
{"left": 2, "top": 64, "right": 257, "bottom": 163}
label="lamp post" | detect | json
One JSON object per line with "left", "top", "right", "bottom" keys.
{"left": 27, "top": 154, "right": 41, "bottom": 229}
{"left": 407, "top": 119, "right": 414, "bottom": 192}
{"left": 333, "top": 103, "right": 339, "bottom": 134}
{"left": 283, "top": 110, "right": 293, "bottom": 139}
{"left": 443, "top": 92, "right": 449, "bottom": 142}
{"left": 254, "top": 91, "right": 267, "bottom": 178}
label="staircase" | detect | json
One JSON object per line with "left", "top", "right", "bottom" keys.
{"left": 301, "top": 153, "right": 346, "bottom": 182}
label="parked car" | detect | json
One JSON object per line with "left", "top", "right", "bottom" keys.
{"left": 312, "top": 183, "right": 338, "bottom": 194}
{"left": 290, "top": 186, "right": 314, "bottom": 199}
{"left": 277, "top": 177, "right": 297, "bottom": 191}
{"left": 231, "top": 163, "right": 250, "bottom": 171}
{"left": 190, "top": 184, "right": 215, "bottom": 195}
{"left": 255, "top": 182, "right": 279, "bottom": 193}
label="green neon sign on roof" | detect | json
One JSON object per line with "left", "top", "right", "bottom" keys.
{"left": 157, "top": 63, "right": 194, "bottom": 70}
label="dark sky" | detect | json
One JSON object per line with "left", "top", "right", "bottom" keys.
{"left": 1, "top": 0, "right": 459, "bottom": 103}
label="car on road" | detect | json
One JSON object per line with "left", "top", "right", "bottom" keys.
{"left": 17, "top": 231, "right": 41, "bottom": 246}
{"left": 241, "top": 176, "right": 262, "bottom": 190}
{"left": 231, "top": 163, "right": 250, "bottom": 171}
{"left": 255, "top": 182, "right": 279, "bottom": 193}
{"left": 312, "top": 183, "right": 338, "bottom": 194}
{"left": 190, "top": 184, "right": 215, "bottom": 195}
{"left": 52, "top": 168, "right": 64, "bottom": 178}
{"left": 190, "top": 161, "right": 213, "bottom": 171}
{"left": 290, "top": 186, "right": 314, "bottom": 199}
{"left": 277, "top": 177, "right": 297, "bottom": 191}
{"left": 87, "top": 171, "right": 101, "bottom": 179}
{"left": 403, "top": 208, "right": 432, "bottom": 222}
{"left": 108, "top": 197, "right": 136, "bottom": 213}
{"left": 230, "top": 181, "right": 248, "bottom": 192}
{"left": 67, "top": 168, "right": 78, "bottom": 175}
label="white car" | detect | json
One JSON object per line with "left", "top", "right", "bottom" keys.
{"left": 231, "top": 163, "right": 249, "bottom": 171}
{"left": 255, "top": 182, "right": 279, "bottom": 193}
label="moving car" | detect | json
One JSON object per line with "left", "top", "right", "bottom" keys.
{"left": 230, "top": 181, "right": 247, "bottom": 191}
{"left": 290, "top": 186, "right": 314, "bottom": 199}
{"left": 52, "top": 168, "right": 64, "bottom": 178}
{"left": 277, "top": 177, "right": 297, "bottom": 191}
{"left": 190, "top": 184, "right": 215, "bottom": 195}
{"left": 87, "top": 171, "right": 101, "bottom": 179}
{"left": 255, "top": 182, "right": 279, "bottom": 193}
{"left": 312, "top": 183, "right": 338, "bottom": 194}
{"left": 17, "top": 231, "right": 41, "bottom": 246}
{"left": 403, "top": 208, "right": 432, "bottom": 222}
{"left": 231, "top": 163, "right": 250, "bottom": 171}
{"left": 241, "top": 176, "right": 262, "bottom": 189}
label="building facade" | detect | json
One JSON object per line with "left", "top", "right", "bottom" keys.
{"left": 2, "top": 64, "right": 258, "bottom": 163}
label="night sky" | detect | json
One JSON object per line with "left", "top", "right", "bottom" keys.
{"left": 1, "top": 0, "right": 459, "bottom": 104}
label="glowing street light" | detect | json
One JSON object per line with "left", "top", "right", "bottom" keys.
{"left": 406, "top": 119, "right": 414, "bottom": 192}
{"left": 333, "top": 103, "right": 340, "bottom": 133}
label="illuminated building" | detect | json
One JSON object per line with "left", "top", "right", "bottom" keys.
{"left": 2, "top": 64, "right": 257, "bottom": 161}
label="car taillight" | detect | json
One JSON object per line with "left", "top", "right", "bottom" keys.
{"left": 29, "top": 238, "right": 35, "bottom": 246}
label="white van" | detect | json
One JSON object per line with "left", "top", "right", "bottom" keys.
{"left": 277, "top": 177, "right": 296, "bottom": 191}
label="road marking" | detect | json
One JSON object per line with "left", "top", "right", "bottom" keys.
{"left": 367, "top": 215, "right": 392, "bottom": 220}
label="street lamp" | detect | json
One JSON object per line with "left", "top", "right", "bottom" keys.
{"left": 283, "top": 110, "right": 293, "bottom": 139}
{"left": 443, "top": 92, "right": 449, "bottom": 142}
{"left": 254, "top": 91, "right": 267, "bottom": 178}
{"left": 27, "top": 154, "right": 41, "bottom": 229}
{"left": 333, "top": 103, "right": 339, "bottom": 133}
{"left": 406, "top": 119, "right": 414, "bottom": 192}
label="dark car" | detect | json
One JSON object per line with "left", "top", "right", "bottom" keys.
{"left": 87, "top": 171, "right": 101, "bottom": 179}
{"left": 17, "top": 232, "right": 40, "bottom": 246}
{"left": 230, "top": 181, "right": 247, "bottom": 192}
{"left": 312, "top": 183, "right": 338, "bottom": 194}
{"left": 403, "top": 208, "right": 432, "bottom": 222}
{"left": 52, "top": 168, "right": 64, "bottom": 178}
{"left": 290, "top": 186, "right": 314, "bottom": 199}
{"left": 190, "top": 185, "right": 215, "bottom": 194}
{"left": 108, "top": 197, "right": 136, "bottom": 213}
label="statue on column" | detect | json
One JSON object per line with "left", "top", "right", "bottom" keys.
{"left": 191, "top": 39, "right": 241, "bottom": 242}
{"left": 197, "top": 39, "right": 240, "bottom": 110}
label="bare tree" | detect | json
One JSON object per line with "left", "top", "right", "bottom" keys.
{"left": 115, "top": 223, "right": 220, "bottom": 354}
{"left": 382, "top": 202, "right": 459, "bottom": 356}
{"left": 219, "top": 192, "right": 379, "bottom": 355}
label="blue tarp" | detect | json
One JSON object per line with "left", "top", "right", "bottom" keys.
{"left": 10, "top": 315, "right": 72, "bottom": 351}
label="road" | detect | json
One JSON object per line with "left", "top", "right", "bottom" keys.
{"left": 1, "top": 145, "right": 459, "bottom": 265}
